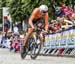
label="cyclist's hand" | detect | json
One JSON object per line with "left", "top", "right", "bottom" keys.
{"left": 32, "top": 26, "right": 35, "bottom": 29}
{"left": 44, "top": 30, "right": 48, "bottom": 35}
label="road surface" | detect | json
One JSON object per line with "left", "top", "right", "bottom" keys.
{"left": 0, "top": 48, "right": 75, "bottom": 64}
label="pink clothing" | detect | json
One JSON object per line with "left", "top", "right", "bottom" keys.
{"left": 73, "top": 8, "right": 75, "bottom": 13}
{"left": 62, "top": 4, "right": 72, "bottom": 17}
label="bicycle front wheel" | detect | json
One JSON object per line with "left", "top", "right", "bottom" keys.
{"left": 21, "top": 43, "right": 28, "bottom": 59}
{"left": 30, "top": 38, "right": 41, "bottom": 59}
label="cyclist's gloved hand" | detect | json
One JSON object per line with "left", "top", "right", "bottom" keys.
{"left": 37, "top": 27, "right": 42, "bottom": 30}
{"left": 44, "top": 30, "right": 49, "bottom": 35}
{"left": 32, "top": 26, "right": 35, "bottom": 29}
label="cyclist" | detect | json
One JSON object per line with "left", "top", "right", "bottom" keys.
{"left": 22, "top": 5, "right": 49, "bottom": 53}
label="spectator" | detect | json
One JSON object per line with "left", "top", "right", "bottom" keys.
{"left": 72, "top": 13, "right": 75, "bottom": 20}
{"left": 49, "top": 20, "right": 58, "bottom": 33}
{"left": 71, "top": 13, "right": 75, "bottom": 24}
{"left": 73, "top": 7, "right": 75, "bottom": 13}
{"left": 61, "top": 3, "right": 72, "bottom": 18}
{"left": 52, "top": 4, "right": 62, "bottom": 17}
{"left": 53, "top": 20, "right": 61, "bottom": 32}
{"left": 17, "top": 22, "right": 23, "bottom": 32}
{"left": 13, "top": 22, "right": 19, "bottom": 35}
{"left": 4, "top": 16, "right": 10, "bottom": 34}
{"left": 57, "top": 16, "right": 73, "bottom": 30}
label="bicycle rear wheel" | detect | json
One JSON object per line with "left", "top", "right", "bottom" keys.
{"left": 30, "top": 38, "right": 41, "bottom": 59}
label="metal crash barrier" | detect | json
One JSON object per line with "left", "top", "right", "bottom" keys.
{"left": 41, "top": 27, "right": 75, "bottom": 57}
{"left": 1, "top": 27, "right": 75, "bottom": 57}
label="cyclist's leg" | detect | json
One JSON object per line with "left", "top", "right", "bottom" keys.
{"left": 21, "top": 28, "right": 33, "bottom": 55}
{"left": 41, "top": 33, "right": 45, "bottom": 47}
{"left": 23, "top": 28, "right": 33, "bottom": 46}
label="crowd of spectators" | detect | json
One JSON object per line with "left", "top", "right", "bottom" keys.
{"left": 48, "top": 2, "right": 75, "bottom": 34}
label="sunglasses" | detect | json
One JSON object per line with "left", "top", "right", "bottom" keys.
{"left": 42, "top": 11, "right": 47, "bottom": 13}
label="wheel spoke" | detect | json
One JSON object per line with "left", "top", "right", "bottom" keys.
{"left": 30, "top": 37, "right": 41, "bottom": 59}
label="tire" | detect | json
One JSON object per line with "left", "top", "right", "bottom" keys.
{"left": 20, "top": 44, "right": 28, "bottom": 59}
{"left": 20, "top": 37, "right": 32, "bottom": 59}
{"left": 30, "top": 38, "right": 41, "bottom": 59}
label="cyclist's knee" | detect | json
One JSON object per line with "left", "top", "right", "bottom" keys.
{"left": 27, "top": 28, "right": 33, "bottom": 35}
{"left": 28, "top": 28, "right": 33, "bottom": 33}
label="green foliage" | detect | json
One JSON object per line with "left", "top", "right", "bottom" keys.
{"left": 0, "top": 0, "right": 3, "bottom": 23}
{"left": 63, "top": 0, "right": 67, "bottom": 2}
{"left": 9, "top": 0, "right": 52, "bottom": 21}
{"left": 1, "top": 0, "right": 7, "bottom": 7}
{"left": 0, "top": 0, "right": 75, "bottom": 23}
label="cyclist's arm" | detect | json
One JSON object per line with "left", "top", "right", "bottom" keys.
{"left": 44, "top": 13, "right": 49, "bottom": 32}
{"left": 29, "top": 15, "right": 35, "bottom": 29}
{"left": 29, "top": 8, "right": 38, "bottom": 29}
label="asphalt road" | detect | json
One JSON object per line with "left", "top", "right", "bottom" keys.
{"left": 0, "top": 48, "right": 75, "bottom": 64}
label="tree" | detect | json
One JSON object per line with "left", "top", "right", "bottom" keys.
{"left": 9, "top": 0, "right": 51, "bottom": 21}
{"left": 0, "top": 0, "right": 7, "bottom": 23}
{"left": 0, "top": 0, "right": 2, "bottom": 23}
{"left": 9, "top": 0, "right": 75, "bottom": 22}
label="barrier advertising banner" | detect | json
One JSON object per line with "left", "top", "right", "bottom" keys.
{"left": 44, "top": 28, "right": 75, "bottom": 48}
